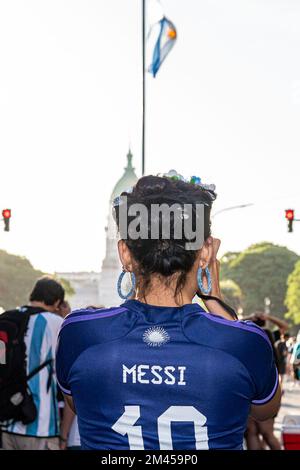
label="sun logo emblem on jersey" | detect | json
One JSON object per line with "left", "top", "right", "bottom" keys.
{"left": 143, "top": 327, "right": 170, "bottom": 347}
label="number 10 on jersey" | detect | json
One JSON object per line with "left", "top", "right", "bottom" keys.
{"left": 112, "top": 405, "right": 209, "bottom": 450}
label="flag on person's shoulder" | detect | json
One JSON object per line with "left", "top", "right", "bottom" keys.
{"left": 147, "top": 16, "right": 177, "bottom": 78}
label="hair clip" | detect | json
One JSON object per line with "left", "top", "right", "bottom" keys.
{"left": 190, "top": 176, "right": 201, "bottom": 185}
{"left": 161, "top": 170, "right": 216, "bottom": 199}
{"left": 160, "top": 169, "right": 185, "bottom": 181}
{"left": 180, "top": 211, "right": 190, "bottom": 220}
{"left": 113, "top": 196, "right": 122, "bottom": 207}
{"left": 114, "top": 171, "right": 216, "bottom": 208}
{"left": 113, "top": 187, "right": 134, "bottom": 207}
{"left": 199, "top": 183, "right": 216, "bottom": 192}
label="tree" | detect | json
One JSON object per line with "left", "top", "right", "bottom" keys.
{"left": 220, "top": 252, "right": 240, "bottom": 265}
{"left": 220, "top": 242, "right": 299, "bottom": 320}
{"left": 54, "top": 276, "right": 75, "bottom": 298}
{"left": 220, "top": 279, "right": 243, "bottom": 312}
{"left": 0, "top": 249, "right": 74, "bottom": 310}
{"left": 285, "top": 260, "right": 300, "bottom": 325}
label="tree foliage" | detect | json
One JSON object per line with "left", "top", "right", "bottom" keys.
{"left": 0, "top": 250, "right": 73, "bottom": 311}
{"left": 54, "top": 276, "right": 75, "bottom": 298}
{"left": 285, "top": 260, "right": 300, "bottom": 325}
{"left": 220, "top": 242, "right": 299, "bottom": 320}
{"left": 220, "top": 279, "right": 243, "bottom": 312}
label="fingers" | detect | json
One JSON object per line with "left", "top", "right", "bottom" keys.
{"left": 213, "top": 238, "right": 221, "bottom": 253}
{"left": 208, "top": 237, "right": 221, "bottom": 260}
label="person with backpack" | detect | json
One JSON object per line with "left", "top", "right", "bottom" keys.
{"left": 0, "top": 277, "right": 65, "bottom": 450}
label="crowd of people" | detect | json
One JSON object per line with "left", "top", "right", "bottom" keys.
{"left": 0, "top": 174, "right": 300, "bottom": 450}
{"left": 0, "top": 277, "right": 81, "bottom": 450}
{"left": 243, "top": 312, "right": 300, "bottom": 450}
{"left": 0, "top": 276, "right": 299, "bottom": 450}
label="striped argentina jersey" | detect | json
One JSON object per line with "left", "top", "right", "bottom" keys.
{"left": 7, "top": 310, "right": 63, "bottom": 437}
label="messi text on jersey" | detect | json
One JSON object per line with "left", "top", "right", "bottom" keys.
{"left": 122, "top": 364, "right": 186, "bottom": 386}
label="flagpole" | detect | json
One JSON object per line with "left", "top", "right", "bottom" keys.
{"left": 142, "top": 0, "right": 146, "bottom": 175}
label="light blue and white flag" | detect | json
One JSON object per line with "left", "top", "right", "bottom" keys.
{"left": 147, "top": 15, "right": 177, "bottom": 78}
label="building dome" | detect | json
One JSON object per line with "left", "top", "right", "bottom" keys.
{"left": 110, "top": 149, "right": 138, "bottom": 202}
{"left": 98, "top": 149, "right": 138, "bottom": 308}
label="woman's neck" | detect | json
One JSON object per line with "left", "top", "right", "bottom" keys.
{"left": 136, "top": 294, "right": 192, "bottom": 307}
{"left": 135, "top": 280, "right": 195, "bottom": 307}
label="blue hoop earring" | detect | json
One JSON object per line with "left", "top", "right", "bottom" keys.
{"left": 197, "top": 267, "right": 212, "bottom": 295}
{"left": 117, "top": 270, "right": 136, "bottom": 300}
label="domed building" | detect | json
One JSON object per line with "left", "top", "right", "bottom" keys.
{"left": 98, "top": 149, "right": 138, "bottom": 307}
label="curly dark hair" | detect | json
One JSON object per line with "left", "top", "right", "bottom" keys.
{"left": 113, "top": 175, "right": 216, "bottom": 300}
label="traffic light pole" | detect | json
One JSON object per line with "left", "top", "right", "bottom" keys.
{"left": 285, "top": 209, "right": 299, "bottom": 232}
{"left": 2, "top": 218, "right": 10, "bottom": 231}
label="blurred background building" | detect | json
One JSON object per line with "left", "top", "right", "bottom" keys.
{"left": 57, "top": 149, "right": 138, "bottom": 309}
{"left": 98, "top": 149, "right": 138, "bottom": 307}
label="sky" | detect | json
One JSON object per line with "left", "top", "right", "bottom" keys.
{"left": 0, "top": 0, "right": 300, "bottom": 273}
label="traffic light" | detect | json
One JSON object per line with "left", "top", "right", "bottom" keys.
{"left": 285, "top": 209, "right": 294, "bottom": 233}
{"left": 2, "top": 209, "right": 11, "bottom": 232}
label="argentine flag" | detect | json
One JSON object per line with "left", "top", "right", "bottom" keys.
{"left": 147, "top": 16, "right": 177, "bottom": 78}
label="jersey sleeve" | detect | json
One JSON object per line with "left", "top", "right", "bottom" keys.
{"left": 246, "top": 330, "right": 279, "bottom": 405}
{"left": 56, "top": 306, "right": 133, "bottom": 395}
{"left": 56, "top": 329, "right": 71, "bottom": 395}
{"left": 55, "top": 320, "right": 81, "bottom": 396}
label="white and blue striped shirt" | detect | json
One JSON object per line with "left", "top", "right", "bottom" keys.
{"left": 7, "top": 311, "right": 63, "bottom": 437}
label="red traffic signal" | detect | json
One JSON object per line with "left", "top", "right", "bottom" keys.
{"left": 2, "top": 209, "right": 11, "bottom": 232}
{"left": 285, "top": 209, "right": 294, "bottom": 221}
{"left": 2, "top": 209, "right": 11, "bottom": 219}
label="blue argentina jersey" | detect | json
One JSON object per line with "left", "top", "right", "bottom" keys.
{"left": 56, "top": 300, "right": 278, "bottom": 450}
{"left": 7, "top": 311, "right": 63, "bottom": 437}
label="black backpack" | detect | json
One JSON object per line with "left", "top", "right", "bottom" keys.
{"left": 0, "top": 306, "right": 53, "bottom": 425}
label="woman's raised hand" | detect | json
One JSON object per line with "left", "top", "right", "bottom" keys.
{"left": 206, "top": 237, "right": 222, "bottom": 299}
